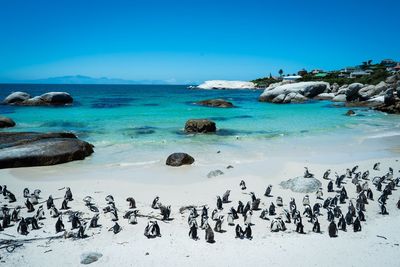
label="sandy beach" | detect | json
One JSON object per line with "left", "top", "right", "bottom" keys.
{"left": 1, "top": 132, "right": 399, "bottom": 267}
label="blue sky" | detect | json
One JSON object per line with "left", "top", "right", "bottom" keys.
{"left": 0, "top": 0, "right": 399, "bottom": 84}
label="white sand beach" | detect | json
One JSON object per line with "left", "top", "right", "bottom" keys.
{"left": 0, "top": 133, "right": 399, "bottom": 267}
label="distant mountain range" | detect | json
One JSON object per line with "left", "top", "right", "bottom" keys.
{"left": 7, "top": 75, "right": 186, "bottom": 85}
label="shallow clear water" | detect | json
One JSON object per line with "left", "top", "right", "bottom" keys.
{"left": 1, "top": 84, "right": 400, "bottom": 151}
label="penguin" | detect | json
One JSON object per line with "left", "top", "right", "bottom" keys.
{"left": 200, "top": 214, "right": 208, "bottom": 229}
{"left": 353, "top": 217, "right": 361, "bottom": 232}
{"left": 2, "top": 209, "right": 11, "bottom": 228}
{"left": 283, "top": 209, "right": 291, "bottom": 223}
{"left": 110, "top": 222, "right": 121, "bottom": 234}
{"left": 327, "top": 181, "right": 334, "bottom": 192}
{"left": 126, "top": 197, "right": 136, "bottom": 209}
{"left": 17, "top": 218, "right": 29, "bottom": 235}
{"left": 189, "top": 221, "right": 199, "bottom": 240}
{"left": 302, "top": 195, "right": 310, "bottom": 206}
{"left": 159, "top": 205, "right": 171, "bottom": 221}
{"left": 205, "top": 223, "right": 215, "bottom": 243}
{"left": 222, "top": 190, "right": 231, "bottom": 203}
{"left": 244, "top": 210, "right": 252, "bottom": 225}
{"left": 346, "top": 168, "right": 352, "bottom": 179}
{"left": 77, "top": 223, "right": 88, "bottom": 238}
{"left": 313, "top": 203, "right": 322, "bottom": 216}
{"left": 373, "top": 162, "right": 380, "bottom": 171}
{"left": 244, "top": 224, "right": 252, "bottom": 240}
{"left": 328, "top": 221, "right": 338, "bottom": 238}
{"left": 49, "top": 205, "right": 60, "bottom": 218}
{"left": 289, "top": 198, "right": 297, "bottom": 215}
{"left": 345, "top": 211, "right": 353, "bottom": 225}
{"left": 243, "top": 201, "right": 251, "bottom": 215}
{"left": 251, "top": 198, "right": 261, "bottom": 210}
{"left": 227, "top": 212, "right": 235, "bottom": 226}
{"left": 27, "top": 216, "right": 40, "bottom": 230}
{"left": 36, "top": 205, "right": 45, "bottom": 220}
{"left": 65, "top": 187, "right": 73, "bottom": 201}
{"left": 376, "top": 181, "right": 382, "bottom": 191}
{"left": 358, "top": 209, "right": 365, "bottom": 221}
{"left": 216, "top": 196, "right": 223, "bottom": 210}
{"left": 151, "top": 196, "right": 160, "bottom": 209}
{"left": 55, "top": 216, "right": 65, "bottom": 233}
{"left": 7, "top": 192, "right": 16, "bottom": 203}
{"left": 327, "top": 208, "right": 334, "bottom": 222}
{"left": 397, "top": 199, "right": 400, "bottom": 209}
{"left": 304, "top": 167, "right": 314, "bottom": 178}
{"left": 379, "top": 203, "right": 389, "bottom": 215}
{"left": 259, "top": 208, "right": 269, "bottom": 220}
{"left": 60, "top": 198, "right": 69, "bottom": 210}
{"left": 144, "top": 221, "right": 155, "bottom": 238}
{"left": 237, "top": 201, "right": 244, "bottom": 214}
{"left": 366, "top": 188, "right": 374, "bottom": 200}
{"left": 2, "top": 185, "right": 8, "bottom": 197}
{"left": 276, "top": 196, "right": 283, "bottom": 207}
{"left": 25, "top": 198, "right": 35, "bottom": 213}
{"left": 214, "top": 215, "right": 224, "bottom": 233}
{"left": 235, "top": 224, "right": 244, "bottom": 239}
{"left": 362, "top": 171, "right": 369, "bottom": 180}
{"left": 71, "top": 213, "right": 81, "bottom": 229}
{"left": 264, "top": 185, "right": 272, "bottom": 197}
{"left": 110, "top": 209, "right": 119, "bottom": 221}
{"left": 105, "top": 195, "right": 114, "bottom": 204}
{"left": 316, "top": 188, "right": 323, "bottom": 200}
{"left": 128, "top": 210, "right": 138, "bottom": 225}
{"left": 269, "top": 202, "right": 276, "bottom": 216}
{"left": 211, "top": 209, "right": 218, "bottom": 221}
{"left": 239, "top": 180, "right": 246, "bottom": 190}
{"left": 351, "top": 165, "right": 359, "bottom": 174}
{"left": 338, "top": 215, "right": 346, "bottom": 231}
{"left": 323, "top": 169, "right": 331, "bottom": 180}
{"left": 90, "top": 213, "right": 100, "bottom": 227}
{"left": 153, "top": 221, "right": 161, "bottom": 237}
{"left": 201, "top": 206, "right": 208, "bottom": 218}
{"left": 46, "top": 195, "right": 54, "bottom": 210}
{"left": 295, "top": 216, "right": 304, "bottom": 234}
{"left": 23, "top": 188, "right": 30, "bottom": 198}
{"left": 11, "top": 207, "right": 21, "bottom": 222}
{"left": 312, "top": 216, "right": 320, "bottom": 233}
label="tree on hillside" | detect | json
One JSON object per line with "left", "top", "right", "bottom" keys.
{"left": 278, "top": 69, "right": 283, "bottom": 77}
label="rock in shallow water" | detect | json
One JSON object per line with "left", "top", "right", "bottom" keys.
{"left": 195, "top": 99, "right": 234, "bottom": 108}
{"left": 80, "top": 252, "right": 103, "bottom": 265}
{"left": 0, "top": 132, "right": 94, "bottom": 169}
{"left": 166, "top": 153, "right": 194, "bottom": 167}
{"left": 3, "top": 91, "right": 73, "bottom": 106}
{"left": 184, "top": 119, "right": 216, "bottom": 133}
{"left": 280, "top": 176, "right": 322, "bottom": 193}
{"left": 0, "top": 116, "right": 16, "bottom": 128}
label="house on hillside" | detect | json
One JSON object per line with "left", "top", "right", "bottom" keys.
{"left": 350, "top": 70, "right": 371, "bottom": 78}
{"left": 381, "top": 59, "right": 396, "bottom": 67}
{"left": 311, "top": 69, "right": 323, "bottom": 74}
{"left": 297, "top": 69, "right": 308, "bottom": 76}
{"left": 282, "top": 75, "right": 302, "bottom": 81}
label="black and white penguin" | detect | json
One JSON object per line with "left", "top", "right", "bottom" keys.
{"left": 214, "top": 215, "right": 224, "bottom": 233}
{"left": 328, "top": 221, "right": 338, "bottom": 238}
{"left": 379, "top": 203, "right": 389, "bottom": 215}
{"left": 64, "top": 187, "right": 73, "bottom": 201}
{"left": 11, "top": 207, "right": 21, "bottom": 222}
{"left": 236, "top": 201, "right": 244, "bottom": 214}
{"left": 128, "top": 210, "right": 138, "bottom": 225}
{"left": 276, "top": 196, "right": 283, "bottom": 207}
{"left": 304, "top": 167, "right": 314, "bottom": 178}
{"left": 269, "top": 202, "right": 276, "bottom": 216}
{"left": 60, "top": 198, "right": 69, "bottom": 210}
{"left": 7, "top": 192, "right": 16, "bottom": 203}
{"left": 244, "top": 224, "right": 252, "bottom": 240}
{"left": 160, "top": 205, "right": 171, "bottom": 221}
{"left": 327, "top": 181, "right": 334, "bottom": 192}
{"left": 373, "top": 162, "right": 380, "bottom": 171}
{"left": 239, "top": 180, "right": 246, "bottom": 190}
{"left": 227, "top": 212, "right": 235, "bottom": 226}
{"left": 151, "top": 196, "right": 160, "bottom": 209}
{"left": 323, "top": 169, "right": 331, "bottom": 180}
{"left": 77, "top": 223, "right": 88, "bottom": 238}
{"left": 235, "top": 224, "right": 244, "bottom": 239}
{"left": 189, "top": 220, "right": 199, "bottom": 240}
{"left": 353, "top": 217, "right": 361, "bottom": 232}
{"left": 362, "top": 171, "right": 369, "bottom": 180}
{"left": 244, "top": 210, "right": 252, "bottom": 225}
{"left": 222, "top": 190, "right": 231, "bottom": 203}
{"left": 216, "top": 196, "right": 223, "bottom": 210}
{"left": 126, "top": 197, "right": 136, "bottom": 209}
{"left": 90, "top": 213, "right": 100, "bottom": 227}
{"left": 36, "top": 205, "right": 45, "bottom": 220}
{"left": 338, "top": 215, "right": 346, "bottom": 231}
{"left": 110, "top": 222, "right": 121, "bottom": 234}
{"left": 25, "top": 198, "right": 35, "bottom": 213}
{"left": 71, "top": 213, "right": 81, "bottom": 229}
{"left": 264, "top": 185, "right": 272, "bottom": 197}
{"left": 312, "top": 216, "right": 320, "bottom": 233}
{"left": 55, "top": 216, "right": 65, "bottom": 233}
{"left": 46, "top": 195, "right": 54, "bottom": 210}
{"left": 294, "top": 215, "right": 304, "bottom": 234}
{"left": 17, "top": 218, "right": 29, "bottom": 235}
{"left": 205, "top": 223, "right": 215, "bottom": 243}
{"left": 49, "top": 205, "right": 60, "bottom": 218}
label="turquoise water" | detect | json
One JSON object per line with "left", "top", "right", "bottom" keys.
{"left": 1, "top": 84, "right": 400, "bottom": 150}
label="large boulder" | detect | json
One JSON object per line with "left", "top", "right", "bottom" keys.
{"left": 195, "top": 99, "right": 234, "bottom": 108}
{"left": 0, "top": 116, "right": 16, "bottom": 128}
{"left": 358, "top": 82, "right": 387, "bottom": 99}
{"left": 0, "top": 132, "right": 94, "bottom": 169}
{"left": 184, "top": 119, "right": 216, "bottom": 133}
{"left": 3, "top": 92, "right": 31, "bottom": 104}
{"left": 166, "top": 153, "right": 194, "bottom": 167}
{"left": 314, "top": 93, "right": 335, "bottom": 100}
{"left": 332, "top": 94, "right": 347, "bottom": 102}
{"left": 280, "top": 176, "right": 322, "bottom": 193}
{"left": 345, "top": 83, "right": 363, "bottom": 101}
{"left": 3, "top": 91, "right": 73, "bottom": 106}
{"left": 259, "top": 82, "right": 329, "bottom": 103}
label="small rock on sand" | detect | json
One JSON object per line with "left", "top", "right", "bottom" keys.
{"left": 80, "top": 252, "right": 102, "bottom": 265}
{"left": 207, "top": 170, "right": 224, "bottom": 178}
{"left": 280, "top": 176, "right": 322, "bottom": 193}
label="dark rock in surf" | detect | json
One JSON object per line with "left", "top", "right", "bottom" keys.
{"left": 0, "top": 116, "right": 16, "bottom": 128}
{"left": 184, "top": 119, "right": 216, "bottom": 133}
{"left": 166, "top": 153, "right": 195, "bottom": 167}
{"left": 195, "top": 99, "right": 234, "bottom": 108}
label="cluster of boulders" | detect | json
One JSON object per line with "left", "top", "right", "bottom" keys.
{"left": 184, "top": 119, "right": 216, "bottom": 133}
{"left": 2, "top": 91, "right": 73, "bottom": 106}
{"left": 258, "top": 73, "right": 400, "bottom": 111}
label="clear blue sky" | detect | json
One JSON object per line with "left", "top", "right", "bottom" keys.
{"left": 0, "top": 0, "right": 399, "bottom": 84}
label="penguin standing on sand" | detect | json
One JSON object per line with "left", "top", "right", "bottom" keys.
{"left": 244, "top": 224, "right": 252, "bottom": 240}
{"left": 323, "top": 169, "right": 331, "bottom": 179}
{"left": 205, "top": 223, "right": 215, "bottom": 243}
{"left": 90, "top": 213, "right": 100, "bottom": 227}
{"left": 264, "top": 185, "right": 272, "bottom": 197}
{"left": 328, "top": 221, "right": 338, "bottom": 237}
{"left": 17, "top": 218, "right": 29, "bottom": 235}
{"left": 126, "top": 197, "right": 136, "bottom": 209}
{"left": 239, "top": 180, "right": 246, "bottom": 190}
{"left": 373, "top": 162, "right": 380, "bottom": 171}
{"left": 235, "top": 224, "right": 244, "bottom": 239}
{"left": 189, "top": 221, "right": 199, "bottom": 240}
{"left": 55, "top": 216, "right": 65, "bottom": 233}
{"left": 47, "top": 195, "right": 54, "bottom": 210}
{"left": 25, "top": 198, "right": 35, "bottom": 213}
{"left": 60, "top": 198, "right": 69, "bottom": 210}
{"left": 65, "top": 187, "right": 73, "bottom": 201}
{"left": 216, "top": 196, "right": 223, "bottom": 210}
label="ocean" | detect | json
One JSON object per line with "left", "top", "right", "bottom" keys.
{"left": 1, "top": 84, "right": 400, "bottom": 165}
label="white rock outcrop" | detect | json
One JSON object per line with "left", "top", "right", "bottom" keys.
{"left": 197, "top": 80, "right": 256, "bottom": 90}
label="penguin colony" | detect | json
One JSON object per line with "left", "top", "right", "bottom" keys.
{"left": 0, "top": 162, "right": 399, "bottom": 243}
